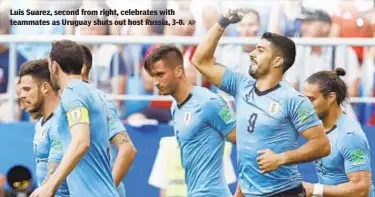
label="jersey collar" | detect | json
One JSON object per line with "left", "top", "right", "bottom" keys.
{"left": 254, "top": 83, "right": 281, "bottom": 96}
{"left": 177, "top": 94, "right": 192, "bottom": 109}
{"left": 41, "top": 113, "right": 54, "bottom": 126}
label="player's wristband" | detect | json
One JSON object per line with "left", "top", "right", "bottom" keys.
{"left": 217, "top": 15, "right": 231, "bottom": 28}
{"left": 313, "top": 183, "right": 324, "bottom": 197}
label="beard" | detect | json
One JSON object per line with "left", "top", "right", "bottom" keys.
{"left": 27, "top": 99, "right": 43, "bottom": 115}
{"left": 249, "top": 63, "right": 259, "bottom": 79}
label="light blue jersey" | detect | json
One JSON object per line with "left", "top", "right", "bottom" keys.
{"left": 98, "top": 90, "right": 128, "bottom": 197}
{"left": 171, "top": 86, "right": 236, "bottom": 197}
{"left": 33, "top": 114, "right": 69, "bottom": 197}
{"left": 54, "top": 79, "right": 118, "bottom": 197}
{"left": 314, "top": 113, "right": 374, "bottom": 197}
{"left": 219, "top": 68, "right": 321, "bottom": 196}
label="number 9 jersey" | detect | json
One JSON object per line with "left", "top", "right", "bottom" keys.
{"left": 219, "top": 68, "right": 322, "bottom": 197}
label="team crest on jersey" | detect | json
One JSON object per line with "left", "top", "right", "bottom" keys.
{"left": 40, "top": 128, "right": 47, "bottom": 141}
{"left": 269, "top": 102, "right": 280, "bottom": 115}
{"left": 184, "top": 112, "right": 191, "bottom": 125}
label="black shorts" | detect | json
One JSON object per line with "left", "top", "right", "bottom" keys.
{"left": 269, "top": 184, "right": 306, "bottom": 197}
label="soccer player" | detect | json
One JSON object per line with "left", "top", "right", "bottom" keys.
{"left": 144, "top": 45, "right": 236, "bottom": 197}
{"left": 30, "top": 40, "right": 118, "bottom": 197}
{"left": 80, "top": 44, "right": 137, "bottom": 197}
{"left": 192, "top": 8, "right": 331, "bottom": 196}
{"left": 302, "top": 68, "right": 374, "bottom": 197}
{"left": 17, "top": 59, "right": 69, "bottom": 197}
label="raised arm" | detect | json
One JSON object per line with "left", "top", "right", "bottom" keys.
{"left": 192, "top": 8, "right": 250, "bottom": 86}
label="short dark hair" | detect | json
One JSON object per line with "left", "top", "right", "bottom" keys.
{"left": 80, "top": 44, "right": 92, "bottom": 73}
{"left": 19, "top": 59, "right": 52, "bottom": 85}
{"left": 306, "top": 68, "right": 348, "bottom": 105}
{"left": 144, "top": 45, "right": 183, "bottom": 74}
{"left": 49, "top": 40, "right": 84, "bottom": 75}
{"left": 261, "top": 32, "right": 296, "bottom": 73}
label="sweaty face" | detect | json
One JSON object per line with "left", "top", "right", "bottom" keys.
{"left": 248, "top": 39, "right": 274, "bottom": 79}
{"left": 18, "top": 75, "right": 44, "bottom": 115}
{"left": 302, "top": 82, "right": 330, "bottom": 119}
{"left": 147, "top": 60, "right": 178, "bottom": 96}
{"left": 48, "top": 58, "right": 60, "bottom": 91}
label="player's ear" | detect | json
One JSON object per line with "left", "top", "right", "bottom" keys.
{"left": 40, "top": 82, "right": 49, "bottom": 94}
{"left": 327, "top": 92, "right": 336, "bottom": 104}
{"left": 51, "top": 61, "right": 59, "bottom": 75}
{"left": 175, "top": 65, "right": 184, "bottom": 77}
{"left": 272, "top": 56, "right": 284, "bottom": 69}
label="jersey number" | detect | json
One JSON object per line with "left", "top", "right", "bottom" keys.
{"left": 247, "top": 113, "right": 258, "bottom": 133}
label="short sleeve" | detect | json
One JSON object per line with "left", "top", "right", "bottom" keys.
{"left": 61, "top": 89, "right": 90, "bottom": 128}
{"left": 107, "top": 100, "right": 126, "bottom": 140}
{"left": 204, "top": 97, "right": 236, "bottom": 136}
{"left": 47, "top": 126, "right": 63, "bottom": 163}
{"left": 340, "top": 132, "right": 371, "bottom": 174}
{"left": 219, "top": 67, "right": 251, "bottom": 97}
{"left": 289, "top": 95, "right": 322, "bottom": 134}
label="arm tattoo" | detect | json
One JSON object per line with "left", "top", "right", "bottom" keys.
{"left": 111, "top": 132, "right": 131, "bottom": 146}
{"left": 42, "top": 162, "right": 59, "bottom": 185}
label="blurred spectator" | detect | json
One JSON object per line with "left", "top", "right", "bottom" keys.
{"left": 0, "top": 6, "right": 27, "bottom": 122}
{"left": 284, "top": 9, "right": 360, "bottom": 121}
{"left": 267, "top": 0, "right": 303, "bottom": 37}
{"left": 359, "top": 44, "right": 375, "bottom": 126}
{"left": 330, "top": 0, "right": 375, "bottom": 63}
{"left": 285, "top": 9, "right": 361, "bottom": 99}
{"left": 74, "top": 4, "right": 122, "bottom": 95}
{"left": 197, "top": 3, "right": 220, "bottom": 36}
{"left": 110, "top": 14, "right": 154, "bottom": 117}
{"left": 148, "top": 136, "right": 236, "bottom": 197}
{"left": 0, "top": 6, "right": 27, "bottom": 94}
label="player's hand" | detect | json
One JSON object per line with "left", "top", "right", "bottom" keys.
{"left": 218, "top": 8, "right": 253, "bottom": 28}
{"left": 29, "top": 183, "right": 56, "bottom": 197}
{"left": 256, "top": 149, "right": 284, "bottom": 173}
{"left": 302, "top": 181, "right": 314, "bottom": 197}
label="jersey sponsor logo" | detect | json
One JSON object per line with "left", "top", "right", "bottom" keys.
{"left": 219, "top": 106, "right": 235, "bottom": 124}
{"left": 351, "top": 149, "right": 366, "bottom": 166}
{"left": 67, "top": 107, "right": 89, "bottom": 127}
{"left": 184, "top": 112, "right": 191, "bottom": 126}
{"left": 269, "top": 102, "right": 280, "bottom": 115}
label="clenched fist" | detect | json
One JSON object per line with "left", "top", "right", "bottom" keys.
{"left": 218, "top": 8, "right": 254, "bottom": 28}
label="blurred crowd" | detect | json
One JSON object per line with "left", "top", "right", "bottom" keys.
{"left": 0, "top": 0, "right": 374, "bottom": 126}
